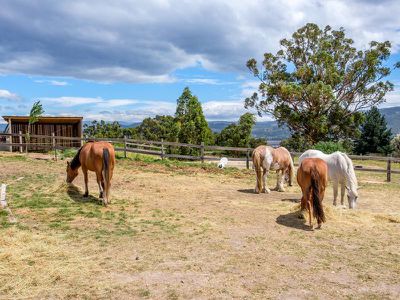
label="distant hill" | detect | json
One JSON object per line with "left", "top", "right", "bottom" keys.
{"left": 206, "top": 121, "right": 290, "bottom": 140}
{"left": 380, "top": 106, "right": 400, "bottom": 134}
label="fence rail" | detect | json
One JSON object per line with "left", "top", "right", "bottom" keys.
{"left": 1, "top": 132, "right": 399, "bottom": 181}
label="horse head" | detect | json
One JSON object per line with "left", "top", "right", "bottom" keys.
{"left": 66, "top": 161, "right": 79, "bottom": 183}
{"left": 346, "top": 186, "right": 358, "bottom": 209}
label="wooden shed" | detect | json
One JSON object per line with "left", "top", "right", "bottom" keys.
{"left": 2, "top": 116, "right": 83, "bottom": 151}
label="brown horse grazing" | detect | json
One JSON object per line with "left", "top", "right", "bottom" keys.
{"left": 297, "top": 158, "right": 328, "bottom": 230}
{"left": 66, "top": 141, "right": 115, "bottom": 206}
{"left": 252, "top": 145, "right": 294, "bottom": 194}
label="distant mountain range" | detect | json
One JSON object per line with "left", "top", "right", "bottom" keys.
{"left": 2, "top": 106, "right": 400, "bottom": 139}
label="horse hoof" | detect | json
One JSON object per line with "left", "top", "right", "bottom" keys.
{"left": 83, "top": 193, "right": 88, "bottom": 198}
{"left": 264, "top": 189, "right": 271, "bottom": 194}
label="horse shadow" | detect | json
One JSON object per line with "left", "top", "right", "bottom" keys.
{"left": 276, "top": 210, "right": 311, "bottom": 231}
{"left": 237, "top": 188, "right": 255, "bottom": 194}
{"left": 281, "top": 198, "right": 300, "bottom": 203}
{"left": 66, "top": 184, "right": 102, "bottom": 205}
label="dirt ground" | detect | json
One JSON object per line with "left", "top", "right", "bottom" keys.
{"left": 0, "top": 152, "right": 399, "bottom": 299}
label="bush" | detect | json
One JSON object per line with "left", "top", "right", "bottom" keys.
{"left": 312, "top": 141, "right": 351, "bottom": 154}
{"left": 280, "top": 134, "right": 310, "bottom": 152}
{"left": 391, "top": 134, "right": 400, "bottom": 157}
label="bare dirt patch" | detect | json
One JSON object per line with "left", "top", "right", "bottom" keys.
{"left": 0, "top": 152, "right": 399, "bottom": 299}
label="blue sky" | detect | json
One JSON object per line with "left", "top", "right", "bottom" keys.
{"left": 1, "top": 0, "right": 400, "bottom": 124}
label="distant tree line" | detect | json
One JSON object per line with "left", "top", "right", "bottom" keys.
{"left": 83, "top": 87, "right": 267, "bottom": 155}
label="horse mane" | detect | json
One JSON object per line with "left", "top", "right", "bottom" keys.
{"left": 70, "top": 147, "right": 83, "bottom": 170}
{"left": 339, "top": 152, "right": 358, "bottom": 191}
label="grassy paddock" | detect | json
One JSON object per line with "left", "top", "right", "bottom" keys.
{"left": 0, "top": 152, "right": 399, "bottom": 299}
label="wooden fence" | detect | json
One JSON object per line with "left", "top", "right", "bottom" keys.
{"left": 1, "top": 132, "right": 399, "bottom": 182}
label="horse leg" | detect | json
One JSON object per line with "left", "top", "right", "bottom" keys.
{"left": 255, "top": 168, "right": 261, "bottom": 193}
{"left": 316, "top": 187, "right": 326, "bottom": 229}
{"left": 332, "top": 180, "right": 338, "bottom": 206}
{"left": 82, "top": 167, "right": 89, "bottom": 198}
{"left": 307, "top": 197, "right": 313, "bottom": 230}
{"left": 262, "top": 168, "right": 270, "bottom": 194}
{"left": 96, "top": 172, "right": 104, "bottom": 199}
{"left": 276, "top": 170, "right": 285, "bottom": 192}
{"left": 341, "top": 183, "right": 345, "bottom": 206}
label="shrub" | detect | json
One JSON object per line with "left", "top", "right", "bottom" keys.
{"left": 391, "top": 134, "right": 400, "bottom": 157}
{"left": 313, "top": 141, "right": 352, "bottom": 154}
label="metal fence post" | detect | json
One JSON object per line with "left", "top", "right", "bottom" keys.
{"left": 19, "top": 131, "right": 23, "bottom": 153}
{"left": 124, "top": 135, "right": 127, "bottom": 158}
{"left": 200, "top": 142, "right": 205, "bottom": 163}
{"left": 161, "top": 138, "right": 165, "bottom": 160}
{"left": 387, "top": 157, "right": 391, "bottom": 182}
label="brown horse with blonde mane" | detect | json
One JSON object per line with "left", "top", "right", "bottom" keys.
{"left": 66, "top": 141, "right": 115, "bottom": 206}
{"left": 252, "top": 145, "right": 294, "bottom": 194}
{"left": 297, "top": 158, "right": 328, "bottom": 230}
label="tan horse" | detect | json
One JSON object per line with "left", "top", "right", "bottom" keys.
{"left": 252, "top": 145, "right": 294, "bottom": 194}
{"left": 297, "top": 158, "right": 328, "bottom": 230}
{"left": 66, "top": 141, "right": 115, "bottom": 206}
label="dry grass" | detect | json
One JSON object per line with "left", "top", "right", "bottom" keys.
{"left": 0, "top": 152, "right": 399, "bottom": 299}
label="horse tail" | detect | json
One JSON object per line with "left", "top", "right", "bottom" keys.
{"left": 288, "top": 153, "right": 294, "bottom": 186}
{"left": 252, "top": 150, "right": 263, "bottom": 193}
{"left": 310, "top": 168, "right": 326, "bottom": 224}
{"left": 102, "top": 148, "right": 111, "bottom": 205}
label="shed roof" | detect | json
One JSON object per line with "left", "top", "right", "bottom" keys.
{"left": 2, "top": 116, "right": 83, "bottom": 124}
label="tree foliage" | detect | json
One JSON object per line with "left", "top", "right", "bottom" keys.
{"left": 136, "top": 115, "right": 179, "bottom": 142}
{"left": 26, "top": 101, "right": 44, "bottom": 152}
{"left": 175, "top": 87, "right": 213, "bottom": 153}
{"left": 245, "top": 23, "right": 397, "bottom": 145}
{"left": 83, "top": 120, "right": 124, "bottom": 138}
{"left": 391, "top": 134, "right": 400, "bottom": 157}
{"left": 354, "top": 106, "right": 393, "bottom": 155}
{"left": 216, "top": 113, "right": 256, "bottom": 148}
{"left": 29, "top": 101, "right": 44, "bottom": 126}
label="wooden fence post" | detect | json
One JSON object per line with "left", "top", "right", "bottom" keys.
{"left": 246, "top": 149, "right": 250, "bottom": 169}
{"left": 387, "top": 157, "right": 391, "bottom": 182}
{"left": 200, "top": 142, "right": 205, "bottom": 163}
{"left": 52, "top": 132, "right": 57, "bottom": 161}
{"left": 19, "top": 131, "right": 23, "bottom": 153}
{"left": 124, "top": 135, "right": 127, "bottom": 158}
{"left": 161, "top": 138, "right": 165, "bottom": 160}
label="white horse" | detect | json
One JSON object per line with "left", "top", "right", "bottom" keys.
{"left": 299, "top": 150, "right": 358, "bottom": 208}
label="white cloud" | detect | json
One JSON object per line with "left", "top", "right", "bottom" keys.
{"left": 183, "top": 78, "right": 237, "bottom": 85}
{"left": 240, "top": 80, "right": 260, "bottom": 98}
{"left": 41, "top": 96, "right": 103, "bottom": 107}
{"left": 0, "top": 1, "right": 398, "bottom": 82}
{"left": 0, "top": 89, "right": 20, "bottom": 101}
{"left": 382, "top": 91, "right": 400, "bottom": 107}
{"left": 35, "top": 79, "right": 69, "bottom": 86}
{"left": 202, "top": 99, "right": 272, "bottom": 121}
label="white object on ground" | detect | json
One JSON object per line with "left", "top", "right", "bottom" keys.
{"left": 218, "top": 157, "right": 228, "bottom": 169}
